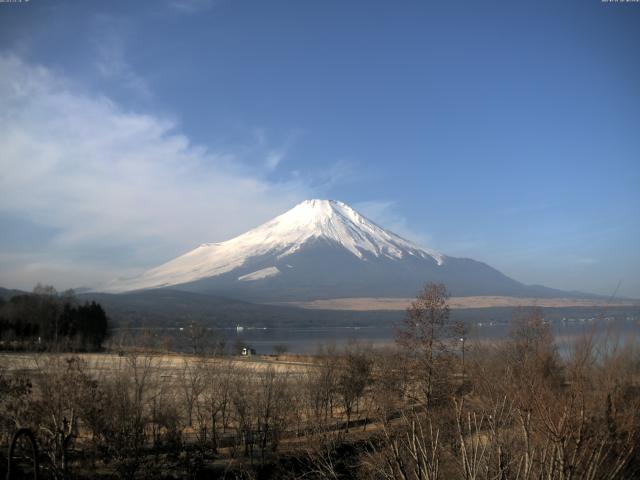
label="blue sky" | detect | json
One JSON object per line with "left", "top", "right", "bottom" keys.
{"left": 0, "top": 0, "right": 638, "bottom": 297}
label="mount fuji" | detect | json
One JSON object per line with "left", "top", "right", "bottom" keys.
{"left": 104, "top": 199, "right": 571, "bottom": 301}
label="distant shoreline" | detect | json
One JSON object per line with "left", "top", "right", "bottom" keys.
{"left": 277, "top": 296, "right": 640, "bottom": 311}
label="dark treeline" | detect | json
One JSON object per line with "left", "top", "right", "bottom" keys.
{"left": 0, "top": 284, "right": 109, "bottom": 351}
{"left": 0, "top": 283, "right": 638, "bottom": 479}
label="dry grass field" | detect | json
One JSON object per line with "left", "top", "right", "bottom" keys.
{"left": 0, "top": 351, "right": 314, "bottom": 376}
{"left": 280, "top": 295, "right": 639, "bottom": 311}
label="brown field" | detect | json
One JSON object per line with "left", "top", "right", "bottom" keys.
{"left": 0, "top": 351, "right": 314, "bottom": 376}
{"left": 278, "top": 295, "right": 639, "bottom": 311}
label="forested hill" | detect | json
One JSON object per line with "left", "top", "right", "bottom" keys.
{"left": 0, "top": 286, "right": 109, "bottom": 350}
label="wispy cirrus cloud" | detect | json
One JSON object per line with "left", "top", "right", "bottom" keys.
{"left": 252, "top": 127, "right": 299, "bottom": 172}
{"left": 167, "top": 0, "right": 222, "bottom": 15}
{"left": 91, "top": 14, "right": 151, "bottom": 99}
{"left": 0, "top": 55, "right": 310, "bottom": 290}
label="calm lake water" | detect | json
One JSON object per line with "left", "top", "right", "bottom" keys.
{"left": 164, "top": 317, "right": 640, "bottom": 355}
{"left": 231, "top": 322, "right": 639, "bottom": 355}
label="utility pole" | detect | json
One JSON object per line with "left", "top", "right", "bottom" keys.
{"left": 460, "top": 336, "right": 466, "bottom": 380}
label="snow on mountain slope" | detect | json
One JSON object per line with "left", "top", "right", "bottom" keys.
{"left": 238, "top": 267, "right": 281, "bottom": 282}
{"left": 105, "top": 199, "right": 444, "bottom": 292}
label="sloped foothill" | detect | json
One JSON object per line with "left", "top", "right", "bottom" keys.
{"left": 79, "top": 289, "right": 403, "bottom": 329}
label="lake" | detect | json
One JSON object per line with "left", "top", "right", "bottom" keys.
{"left": 180, "top": 316, "right": 640, "bottom": 355}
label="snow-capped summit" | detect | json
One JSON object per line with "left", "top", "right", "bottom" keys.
{"left": 105, "top": 199, "right": 561, "bottom": 301}
{"left": 237, "top": 199, "right": 443, "bottom": 263}
{"left": 106, "top": 199, "right": 443, "bottom": 293}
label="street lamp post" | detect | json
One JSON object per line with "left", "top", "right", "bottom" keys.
{"left": 460, "top": 337, "right": 466, "bottom": 380}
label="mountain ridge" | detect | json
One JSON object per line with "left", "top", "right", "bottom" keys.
{"left": 104, "top": 199, "right": 444, "bottom": 293}
{"left": 102, "top": 199, "right": 601, "bottom": 301}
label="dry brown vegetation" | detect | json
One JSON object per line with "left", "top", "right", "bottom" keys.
{"left": 0, "top": 284, "right": 638, "bottom": 479}
{"left": 279, "top": 296, "right": 639, "bottom": 311}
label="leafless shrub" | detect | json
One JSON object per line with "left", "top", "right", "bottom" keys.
{"left": 302, "top": 429, "right": 348, "bottom": 480}
{"left": 88, "top": 353, "right": 160, "bottom": 480}
{"left": 30, "top": 356, "right": 94, "bottom": 479}
{"left": 178, "top": 357, "right": 206, "bottom": 429}
{"left": 370, "top": 347, "right": 410, "bottom": 425}
{"left": 253, "top": 366, "right": 291, "bottom": 464}
{"left": 337, "top": 346, "right": 372, "bottom": 432}
{"left": 0, "top": 299, "right": 637, "bottom": 480}
{"left": 305, "top": 346, "right": 340, "bottom": 424}
{"left": 363, "top": 410, "right": 441, "bottom": 480}
{"left": 460, "top": 308, "right": 640, "bottom": 480}
{"left": 0, "top": 371, "right": 33, "bottom": 445}
{"left": 200, "top": 359, "right": 236, "bottom": 452}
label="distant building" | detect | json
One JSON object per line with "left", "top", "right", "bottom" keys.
{"left": 241, "top": 347, "right": 256, "bottom": 356}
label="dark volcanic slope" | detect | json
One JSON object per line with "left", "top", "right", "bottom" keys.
{"left": 80, "top": 289, "right": 639, "bottom": 329}
{"left": 80, "top": 289, "right": 403, "bottom": 328}
{"left": 176, "top": 237, "right": 572, "bottom": 301}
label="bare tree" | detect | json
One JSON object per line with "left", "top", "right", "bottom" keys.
{"left": 254, "top": 366, "right": 291, "bottom": 464}
{"left": 273, "top": 344, "right": 288, "bottom": 356}
{"left": 306, "top": 345, "right": 340, "bottom": 424}
{"left": 178, "top": 357, "right": 206, "bottom": 428}
{"left": 397, "top": 283, "right": 452, "bottom": 406}
{"left": 201, "top": 359, "right": 236, "bottom": 452}
{"left": 185, "top": 321, "right": 208, "bottom": 355}
{"left": 93, "top": 353, "right": 159, "bottom": 480}
{"left": 231, "top": 369, "right": 256, "bottom": 460}
{"left": 370, "top": 347, "right": 410, "bottom": 426}
{"left": 31, "top": 356, "right": 87, "bottom": 479}
{"left": 337, "top": 347, "right": 372, "bottom": 432}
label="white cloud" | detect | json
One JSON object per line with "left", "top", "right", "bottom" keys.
{"left": 0, "top": 55, "right": 309, "bottom": 289}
